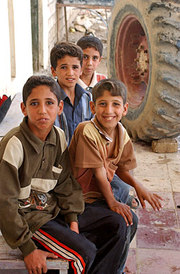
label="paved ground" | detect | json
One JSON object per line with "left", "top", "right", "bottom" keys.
{"left": 126, "top": 139, "right": 180, "bottom": 274}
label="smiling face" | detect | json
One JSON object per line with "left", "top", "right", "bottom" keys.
{"left": 90, "top": 90, "right": 128, "bottom": 136}
{"left": 81, "top": 47, "right": 101, "bottom": 78}
{"left": 21, "top": 85, "right": 63, "bottom": 141}
{"left": 51, "top": 55, "right": 82, "bottom": 92}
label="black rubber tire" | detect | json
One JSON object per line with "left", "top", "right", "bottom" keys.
{"left": 108, "top": 0, "right": 180, "bottom": 141}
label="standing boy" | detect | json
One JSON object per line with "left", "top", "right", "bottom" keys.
{"left": 77, "top": 35, "right": 106, "bottom": 92}
{"left": 69, "top": 79, "right": 163, "bottom": 273}
{"left": 50, "top": 42, "right": 92, "bottom": 145}
{"left": 0, "top": 75, "right": 131, "bottom": 274}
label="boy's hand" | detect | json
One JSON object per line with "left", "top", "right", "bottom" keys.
{"left": 117, "top": 170, "right": 163, "bottom": 211}
{"left": 109, "top": 200, "right": 133, "bottom": 226}
{"left": 70, "top": 221, "right": 79, "bottom": 234}
{"left": 92, "top": 167, "right": 133, "bottom": 226}
{"left": 135, "top": 182, "right": 163, "bottom": 211}
{"left": 24, "top": 249, "right": 58, "bottom": 274}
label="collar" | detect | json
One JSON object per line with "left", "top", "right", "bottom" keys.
{"left": 77, "top": 78, "right": 87, "bottom": 90}
{"left": 90, "top": 71, "right": 98, "bottom": 87}
{"left": 91, "top": 116, "right": 125, "bottom": 157}
{"left": 91, "top": 116, "right": 113, "bottom": 142}
{"left": 20, "top": 117, "right": 57, "bottom": 154}
{"left": 77, "top": 71, "right": 97, "bottom": 90}
{"left": 91, "top": 116, "right": 125, "bottom": 144}
{"left": 58, "top": 82, "right": 90, "bottom": 101}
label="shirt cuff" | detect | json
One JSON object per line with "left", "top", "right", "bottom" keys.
{"left": 64, "top": 213, "right": 78, "bottom": 224}
{"left": 19, "top": 239, "right": 37, "bottom": 257}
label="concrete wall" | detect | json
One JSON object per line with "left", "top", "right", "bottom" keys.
{"left": 0, "top": 0, "right": 33, "bottom": 98}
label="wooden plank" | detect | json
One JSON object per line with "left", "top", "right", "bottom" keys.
{"left": 0, "top": 259, "right": 69, "bottom": 270}
{"left": 31, "top": 0, "right": 39, "bottom": 72}
{"left": 57, "top": 0, "right": 114, "bottom": 8}
{"left": 0, "top": 236, "right": 69, "bottom": 272}
{"left": 8, "top": 0, "right": 16, "bottom": 78}
{"left": 57, "top": 3, "right": 112, "bottom": 9}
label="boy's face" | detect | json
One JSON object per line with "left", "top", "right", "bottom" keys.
{"left": 90, "top": 90, "right": 128, "bottom": 135}
{"left": 81, "top": 47, "right": 102, "bottom": 77}
{"left": 21, "top": 85, "right": 63, "bottom": 141}
{"left": 51, "top": 56, "right": 82, "bottom": 91}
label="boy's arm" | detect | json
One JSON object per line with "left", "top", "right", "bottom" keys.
{"left": 117, "top": 129, "right": 163, "bottom": 211}
{"left": 0, "top": 143, "right": 37, "bottom": 257}
{"left": 116, "top": 169, "right": 163, "bottom": 211}
{"left": 93, "top": 166, "right": 133, "bottom": 226}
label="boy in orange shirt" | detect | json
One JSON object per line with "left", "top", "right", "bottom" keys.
{"left": 69, "top": 78, "right": 163, "bottom": 273}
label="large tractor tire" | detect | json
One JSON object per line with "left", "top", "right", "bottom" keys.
{"left": 108, "top": 0, "right": 180, "bottom": 141}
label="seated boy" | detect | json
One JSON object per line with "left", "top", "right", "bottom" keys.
{"left": 69, "top": 79, "right": 163, "bottom": 273}
{"left": 50, "top": 42, "right": 92, "bottom": 145}
{"left": 77, "top": 35, "right": 106, "bottom": 92}
{"left": 77, "top": 36, "right": 139, "bottom": 209}
{"left": 50, "top": 40, "right": 135, "bottom": 209}
{"left": 0, "top": 75, "right": 132, "bottom": 274}
{"left": 50, "top": 39, "right": 137, "bottom": 211}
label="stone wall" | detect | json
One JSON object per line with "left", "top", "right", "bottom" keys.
{"left": 46, "top": 0, "right": 79, "bottom": 70}
{"left": 48, "top": 0, "right": 58, "bottom": 56}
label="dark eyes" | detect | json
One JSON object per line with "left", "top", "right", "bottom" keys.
{"left": 46, "top": 101, "right": 54, "bottom": 105}
{"left": 99, "top": 102, "right": 106, "bottom": 106}
{"left": 83, "top": 55, "right": 98, "bottom": 61}
{"left": 72, "top": 65, "right": 79, "bottom": 69}
{"left": 30, "top": 101, "right": 54, "bottom": 106}
{"left": 30, "top": 102, "right": 38, "bottom": 106}
{"left": 60, "top": 65, "right": 79, "bottom": 70}
{"left": 98, "top": 102, "right": 121, "bottom": 107}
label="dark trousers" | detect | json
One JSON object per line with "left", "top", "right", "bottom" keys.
{"left": 33, "top": 200, "right": 137, "bottom": 274}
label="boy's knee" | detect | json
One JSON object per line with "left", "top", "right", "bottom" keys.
{"left": 132, "top": 210, "right": 138, "bottom": 229}
{"left": 83, "top": 238, "right": 97, "bottom": 265}
{"left": 83, "top": 240, "right": 97, "bottom": 272}
{"left": 129, "top": 210, "right": 138, "bottom": 242}
{"left": 113, "top": 211, "right": 138, "bottom": 243}
{"left": 88, "top": 240, "right": 97, "bottom": 260}
{"left": 111, "top": 214, "right": 128, "bottom": 241}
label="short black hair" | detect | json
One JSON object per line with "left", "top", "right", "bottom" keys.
{"left": 92, "top": 79, "right": 127, "bottom": 104}
{"left": 22, "top": 75, "right": 61, "bottom": 105}
{"left": 77, "top": 36, "right": 103, "bottom": 56}
{"left": 50, "top": 42, "right": 83, "bottom": 69}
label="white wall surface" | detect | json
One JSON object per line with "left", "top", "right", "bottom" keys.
{"left": 0, "top": 0, "right": 33, "bottom": 98}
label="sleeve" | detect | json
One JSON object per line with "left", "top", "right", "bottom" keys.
{"left": 69, "top": 123, "right": 104, "bottom": 169}
{"left": 53, "top": 129, "right": 85, "bottom": 224}
{"left": 0, "top": 137, "right": 37, "bottom": 257}
{"left": 117, "top": 137, "right": 137, "bottom": 172}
